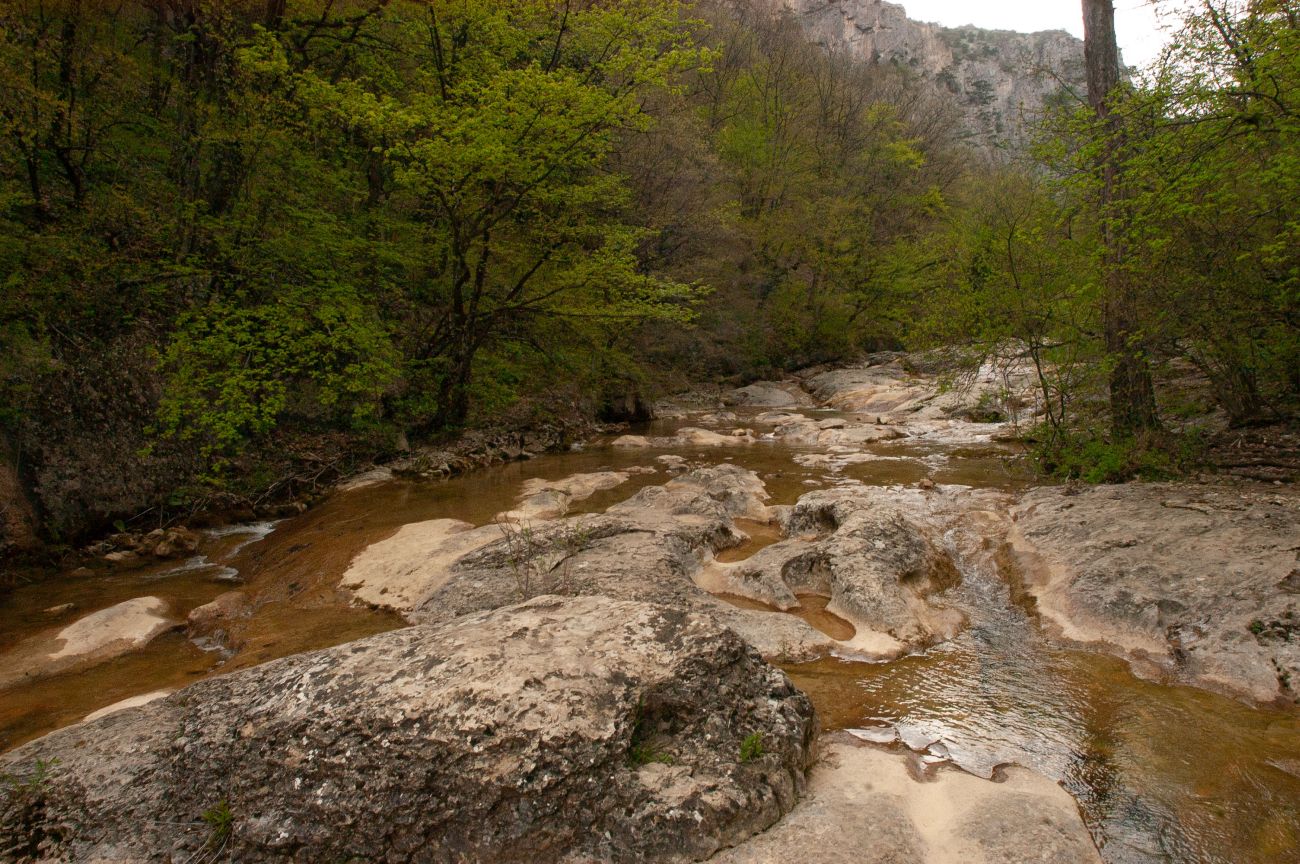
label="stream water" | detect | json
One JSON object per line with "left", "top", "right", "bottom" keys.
{"left": 1, "top": 410, "right": 1297, "bottom": 863}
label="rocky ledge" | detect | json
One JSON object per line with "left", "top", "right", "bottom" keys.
{"left": 0, "top": 596, "right": 815, "bottom": 863}
{"left": 1011, "top": 483, "right": 1300, "bottom": 707}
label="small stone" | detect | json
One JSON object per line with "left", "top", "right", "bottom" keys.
{"left": 44, "top": 603, "right": 76, "bottom": 617}
{"left": 848, "top": 726, "right": 897, "bottom": 745}
{"left": 918, "top": 479, "right": 936, "bottom": 491}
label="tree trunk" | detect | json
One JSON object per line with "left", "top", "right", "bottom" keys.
{"left": 1083, "top": 0, "right": 1160, "bottom": 438}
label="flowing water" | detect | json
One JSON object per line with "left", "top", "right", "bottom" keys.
{"left": 2, "top": 409, "right": 1298, "bottom": 863}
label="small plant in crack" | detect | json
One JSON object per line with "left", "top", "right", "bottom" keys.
{"left": 196, "top": 799, "right": 233, "bottom": 859}
{"left": 628, "top": 742, "right": 675, "bottom": 767}
{"left": 627, "top": 699, "right": 674, "bottom": 767}
{"left": 495, "top": 518, "right": 595, "bottom": 600}
{"left": 740, "top": 732, "right": 765, "bottom": 763}
{"left": 1, "top": 758, "right": 65, "bottom": 860}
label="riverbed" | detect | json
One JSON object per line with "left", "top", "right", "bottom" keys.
{"left": 2, "top": 391, "right": 1297, "bottom": 864}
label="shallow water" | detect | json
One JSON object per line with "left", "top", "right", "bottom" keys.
{"left": 1, "top": 409, "right": 1298, "bottom": 864}
{"left": 776, "top": 518, "right": 1300, "bottom": 864}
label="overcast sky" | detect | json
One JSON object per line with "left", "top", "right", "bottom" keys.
{"left": 898, "top": 0, "right": 1170, "bottom": 69}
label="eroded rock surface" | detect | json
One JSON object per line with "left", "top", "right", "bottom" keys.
{"left": 1012, "top": 483, "right": 1300, "bottom": 706}
{"left": 0, "top": 596, "right": 816, "bottom": 864}
{"left": 712, "top": 740, "right": 1102, "bottom": 864}
{"left": 698, "top": 486, "right": 966, "bottom": 659}
{"left": 803, "top": 357, "right": 1041, "bottom": 444}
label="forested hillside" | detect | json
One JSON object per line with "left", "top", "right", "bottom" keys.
{"left": 1, "top": 0, "right": 1297, "bottom": 552}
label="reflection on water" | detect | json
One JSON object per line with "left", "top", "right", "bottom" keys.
{"left": 784, "top": 559, "right": 1300, "bottom": 864}
{"left": 718, "top": 592, "right": 857, "bottom": 642}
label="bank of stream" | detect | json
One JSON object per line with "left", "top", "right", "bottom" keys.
{"left": 1, "top": 402, "right": 1297, "bottom": 864}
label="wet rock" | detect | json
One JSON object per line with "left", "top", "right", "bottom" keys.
{"left": 186, "top": 591, "right": 253, "bottom": 644}
{"left": 711, "top": 605, "right": 839, "bottom": 663}
{"left": 0, "top": 597, "right": 178, "bottom": 690}
{"left": 401, "top": 466, "right": 772, "bottom": 626}
{"left": 1011, "top": 484, "right": 1300, "bottom": 706}
{"left": 677, "top": 427, "right": 753, "bottom": 447}
{"left": 847, "top": 726, "right": 898, "bottom": 745}
{"left": 612, "top": 434, "right": 653, "bottom": 448}
{"left": 1, "top": 597, "right": 816, "bottom": 864}
{"left": 499, "top": 488, "right": 572, "bottom": 522}
{"left": 803, "top": 357, "right": 1043, "bottom": 445}
{"left": 497, "top": 471, "right": 635, "bottom": 522}
{"left": 714, "top": 740, "right": 1101, "bottom": 864}
{"left": 336, "top": 466, "right": 394, "bottom": 492}
{"left": 43, "top": 603, "right": 76, "bottom": 618}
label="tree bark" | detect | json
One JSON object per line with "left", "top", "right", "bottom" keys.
{"left": 1082, "top": 0, "right": 1160, "bottom": 438}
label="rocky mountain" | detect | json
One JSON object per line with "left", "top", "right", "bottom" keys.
{"left": 765, "top": 0, "right": 1090, "bottom": 149}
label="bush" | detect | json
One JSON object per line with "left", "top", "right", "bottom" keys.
{"left": 1035, "top": 429, "right": 1207, "bottom": 484}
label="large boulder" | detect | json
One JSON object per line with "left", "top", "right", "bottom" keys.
{"left": 0, "top": 596, "right": 816, "bottom": 863}
{"left": 723, "top": 382, "right": 812, "bottom": 409}
{"left": 1011, "top": 483, "right": 1300, "bottom": 706}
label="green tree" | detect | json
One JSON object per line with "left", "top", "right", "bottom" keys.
{"left": 291, "top": 0, "right": 707, "bottom": 430}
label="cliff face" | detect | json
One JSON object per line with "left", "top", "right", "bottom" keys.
{"left": 772, "top": 0, "right": 1088, "bottom": 149}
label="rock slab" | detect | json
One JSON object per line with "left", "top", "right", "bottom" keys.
{"left": 1012, "top": 483, "right": 1300, "bottom": 706}
{"left": 712, "top": 740, "right": 1102, "bottom": 864}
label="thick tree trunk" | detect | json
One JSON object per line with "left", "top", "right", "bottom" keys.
{"left": 1083, "top": 0, "right": 1160, "bottom": 438}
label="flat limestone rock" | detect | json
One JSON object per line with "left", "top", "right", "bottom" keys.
{"left": 340, "top": 518, "right": 500, "bottom": 611}
{"left": 1, "top": 596, "right": 816, "bottom": 864}
{"left": 0, "top": 597, "right": 177, "bottom": 690}
{"left": 1011, "top": 483, "right": 1300, "bottom": 706}
{"left": 713, "top": 741, "right": 1101, "bottom": 864}
{"left": 497, "top": 470, "right": 636, "bottom": 521}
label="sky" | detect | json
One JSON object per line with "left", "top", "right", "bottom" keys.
{"left": 897, "top": 0, "right": 1170, "bottom": 69}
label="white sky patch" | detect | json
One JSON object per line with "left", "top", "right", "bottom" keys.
{"left": 897, "top": 0, "right": 1171, "bottom": 70}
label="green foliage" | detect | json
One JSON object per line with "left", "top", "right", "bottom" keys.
{"left": 2, "top": 0, "right": 1299, "bottom": 543}
{"left": 159, "top": 286, "right": 399, "bottom": 460}
{"left": 1035, "top": 428, "right": 1206, "bottom": 484}
{"left": 201, "top": 799, "right": 234, "bottom": 850}
{"left": 739, "top": 731, "right": 765, "bottom": 763}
